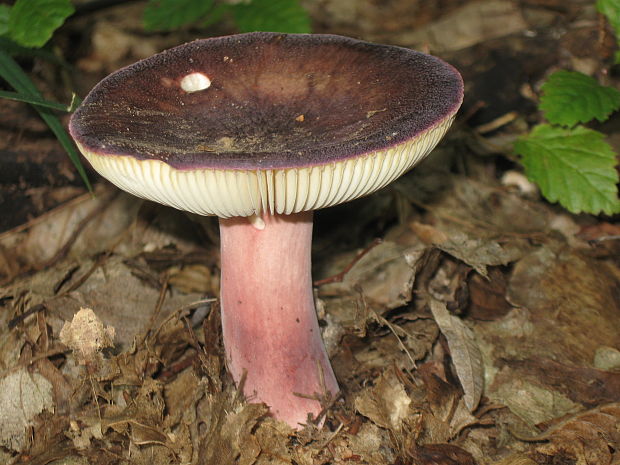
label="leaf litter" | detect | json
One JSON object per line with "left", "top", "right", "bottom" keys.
{"left": 1, "top": 1, "right": 620, "bottom": 464}
{"left": 2, "top": 141, "right": 616, "bottom": 464}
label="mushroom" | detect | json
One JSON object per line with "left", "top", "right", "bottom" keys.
{"left": 69, "top": 32, "right": 463, "bottom": 428}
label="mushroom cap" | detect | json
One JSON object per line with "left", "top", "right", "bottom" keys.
{"left": 70, "top": 32, "right": 463, "bottom": 217}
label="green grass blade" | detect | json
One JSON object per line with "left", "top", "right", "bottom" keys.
{"left": 0, "top": 49, "right": 92, "bottom": 191}
{"left": 0, "top": 89, "right": 72, "bottom": 111}
{"left": 38, "top": 107, "right": 92, "bottom": 192}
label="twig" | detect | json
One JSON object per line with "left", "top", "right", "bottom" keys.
{"left": 0, "top": 347, "right": 69, "bottom": 378}
{"left": 147, "top": 298, "right": 217, "bottom": 345}
{"left": 8, "top": 303, "right": 46, "bottom": 329}
{"left": 158, "top": 353, "right": 197, "bottom": 380}
{"left": 139, "top": 273, "right": 171, "bottom": 346}
{"left": 314, "top": 238, "right": 383, "bottom": 286}
{"left": 37, "top": 190, "right": 119, "bottom": 271}
{"left": 0, "top": 189, "right": 100, "bottom": 239}
{"left": 321, "top": 421, "right": 345, "bottom": 449}
{"left": 63, "top": 251, "right": 113, "bottom": 294}
{"left": 475, "top": 111, "right": 518, "bottom": 134}
{"left": 53, "top": 265, "right": 80, "bottom": 294}
{"left": 363, "top": 283, "right": 417, "bottom": 369}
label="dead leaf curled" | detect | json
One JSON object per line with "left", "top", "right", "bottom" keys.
{"left": 429, "top": 299, "right": 483, "bottom": 412}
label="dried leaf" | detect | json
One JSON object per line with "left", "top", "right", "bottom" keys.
{"left": 0, "top": 188, "right": 137, "bottom": 283}
{"left": 253, "top": 418, "right": 293, "bottom": 464}
{"left": 0, "top": 368, "right": 54, "bottom": 451}
{"left": 504, "top": 358, "right": 620, "bottom": 406}
{"left": 593, "top": 346, "right": 620, "bottom": 371}
{"left": 347, "top": 423, "right": 394, "bottom": 464}
{"left": 507, "top": 247, "right": 620, "bottom": 365}
{"left": 429, "top": 299, "right": 483, "bottom": 412}
{"left": 355, "top": 368, "right": 411, "bottom": 430}
{"left": 493, "top": 455, "right": 538, "bottom": 465}
{"left": 67, "top": 419, "right": 103, "bottom": 450}
{"left": 410, "top": 222, "right": 530, "bottom": 278}
{"left": 167, "top": 264, "right": 214, "bottom": 294}
{"left": 198, "top": 394, "right": 269, "bottom": 465}
{"left": 491, "top": 373, "right": 580, "bottom": 427}
{"left": 523, "top": 404, "right": 620, "bottom": 465}
{"left": 467, "top": 268, "right": 512, "bottom": 321}
{"left": 436, "top": 231, "right": 528, "bottom": 278}
{"left": 320, "top": 241, "right": 429, "bottom": 311}
{"left": 48, "top": 256, "right": 202, "bottom": 351}
{"left": 393, "top": 0, "right": 527, "bottom": 52}
{"left": 163, "top": 369, "right": 200, "bottom": 427}
{"left": 411, "top": 443, "right": 476, "bottom": 465}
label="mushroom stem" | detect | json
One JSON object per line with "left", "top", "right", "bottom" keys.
{"left": 219, "top": 211, "right": 339, "bottom": 428}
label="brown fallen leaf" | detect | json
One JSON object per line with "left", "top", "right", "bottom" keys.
{"left": 467, "top": 267, "right": 512, "bottom": 321}
{"left": 319, "top": 241, "right": 429, "bottom": 312}
{"left": 429, "top": 299, "right": 483, "bottom": 412}
{"left": 416, "top": 363, "right": 481, "bottom": 444}
{"left": 197, "top": 388, "right": 275, "bottom": 465}
{"left": 493, "top": 455, "right": 537, "bottom": 465}
{"left": 409, "top": 443, "right": 477, "bottom": 465}
{"left": 506, "top": 247, "right": 620, "bottom": 366}
{"left": 516, "top": 403, "right": 620, "bottom": 465}
{"left": 355, "top": 368, "right": 412, "bottom": 430}
{"left": 504, "top": 358, "right": 620, "bottom": 406}
{"left": 0, "top": 369, "right": 54, "bottom": 451}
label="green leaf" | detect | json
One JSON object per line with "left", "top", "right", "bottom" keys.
{"left": 597, "top": 0, "right": 620, "bottom": 37}
{"left": 0, "top": 5, "right": 10, "bottom": 37}
{"left": 515, "top": 124, "right": 620, "bottom": 215}
{"left": 539, "top": 70, "right": 620, "bottom": 127}
{"left": 233, "top": 0, "right": 311, "bottom": 33}
{"left": 201, "top": 3, "right": 231, "bottom": 29}
{"left": 8, "top": 0, "right": 74, "bottom": 48}
{"left": 143, "top": 0, "right": 214, "bottom": 31}
{"left": 0, "top": 50, "right": 91, "bottom": 191}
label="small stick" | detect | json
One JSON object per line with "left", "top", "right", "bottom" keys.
{"left": 8, "top": 303, "right": 46, "bottom": 329}
{"left": 313, "top": 238, "right": 382, "bottom": 286}
{"left": 37, "top": 190, "right": 119, "bottom": 271}
{"left": 139, "top": 273, "right": 170, "bottom": 346}
{"left": 475, "top": 111, "right": 518, "bottom": 134}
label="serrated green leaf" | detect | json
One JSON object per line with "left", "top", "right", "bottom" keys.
{"left": 0, "top": 5, "right": 10, "bottom": 37}
{"left": 515, "top": 124, "right": 620, "bottom": 215}
{"left": 540, "top": 70, "right": 620, "bottom": 127}
{"left": 233, "top": 0, "right": 311, "bottom": 33}
{"left": 8, "top": 0, "right": 74, "bottom": 48}
{"left": 143, "top": 0, "right": 214, "bottom": 31}
{"left": 597, "top": 0, "right": 620, "bottom": 37}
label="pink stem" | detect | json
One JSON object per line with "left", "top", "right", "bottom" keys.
{"left": 219, "top": 211, "right": 339, "bottom": 428}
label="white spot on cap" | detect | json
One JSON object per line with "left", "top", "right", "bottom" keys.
{"left": 180, "top": 72, "right": 211, "bottom": 93}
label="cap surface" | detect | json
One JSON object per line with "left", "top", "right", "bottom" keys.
{"left": 70, "top": 32, "right": 463, "bottom": 217}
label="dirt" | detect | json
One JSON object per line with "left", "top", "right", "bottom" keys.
{"left": 1, "top": 0, "right": 619, "bottom": 464}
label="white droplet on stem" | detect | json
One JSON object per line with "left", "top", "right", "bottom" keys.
{"left": 247, "top": 214, "right": 266, "bottom": 230}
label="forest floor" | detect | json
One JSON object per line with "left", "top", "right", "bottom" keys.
{"left": 1, "top": 0, "right": 619, "bottom": 464}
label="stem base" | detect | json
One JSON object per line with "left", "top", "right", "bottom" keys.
{"left": 219, "top": 211, "right": 339, "bottom": 427}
